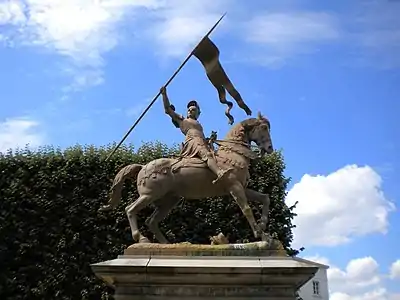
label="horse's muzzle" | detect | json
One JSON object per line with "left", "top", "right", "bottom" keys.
{"left": 260, "top": 145, "right": 273, "bottom": 156}
{"left": 266, "top": 144, "right": 274, "bottom": 154}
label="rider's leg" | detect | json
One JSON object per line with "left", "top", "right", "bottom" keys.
{"left": 206, "top": 153, "right": 222, "bottom": 175}
{"left": 205, "top": 153, "right": 233, "bottom": 184}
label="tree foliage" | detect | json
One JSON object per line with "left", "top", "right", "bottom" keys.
{"left": 0, "top": 142, "right": 299, "bottom": 299}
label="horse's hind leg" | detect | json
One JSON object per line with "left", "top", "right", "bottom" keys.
{"left": 146, "top": 196, "right": 181, "bottom": 244}
{"left": 125, "top": 194, "right": 156, "bottom": 243}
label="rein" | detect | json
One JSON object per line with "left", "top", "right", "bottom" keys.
{"left": 214, "top": 139, "right": 250, "bottom": 148}
{"left": 212, "top": 139, "right": 260, "bottom": 160}
{"left": 214, "top": 139, "right": 260, "bottom": 152}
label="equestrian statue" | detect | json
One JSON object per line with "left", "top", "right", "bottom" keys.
{"left": 99, "top": 86, "right": 274, "bottom": 244}
{"left": 99, "top": 15, "right": 276, "bottom": 245}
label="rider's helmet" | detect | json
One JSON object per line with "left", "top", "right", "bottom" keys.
{"left": 187, "top": 100, "right": 201, "bottom": 117}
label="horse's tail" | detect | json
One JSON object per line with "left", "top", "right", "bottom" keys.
{"left": 98, "top": 164, "right": 143, "bottom": 212}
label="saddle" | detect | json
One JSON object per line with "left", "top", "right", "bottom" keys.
{"left": 170, "top": 156, "right": 209, "bottom": 173}
{"left": 170, "top": 154, "right": 248, "bottom": 173}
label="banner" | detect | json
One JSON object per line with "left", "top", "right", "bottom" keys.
{"left": 193, "top": 37, "right": 252, "bottom": 124}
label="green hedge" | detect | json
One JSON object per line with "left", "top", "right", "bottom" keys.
{"left": 0, "top": 142, "right": 299, "bottom": 299}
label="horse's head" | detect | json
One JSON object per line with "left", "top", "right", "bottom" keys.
{"left": 241, "top": 112, "right": 274, "bottom": 156}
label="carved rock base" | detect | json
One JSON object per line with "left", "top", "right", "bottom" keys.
{"left": 124, "top": 240, "right": 287, "bottom": 257}
{"left": 91, "top": 248, "right": 318, "bottom": 300}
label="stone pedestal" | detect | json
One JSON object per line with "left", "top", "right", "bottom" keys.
{"left": 91, "top": 242, "right": 318, "bottom": 300}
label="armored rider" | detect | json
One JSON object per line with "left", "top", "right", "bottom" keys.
{"left": 160, "top": 86, "right": 233, "bottom": 184}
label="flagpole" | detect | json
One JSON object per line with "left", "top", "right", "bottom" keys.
{"left": 105, "top": 12, "right": 227, "bottom": 161}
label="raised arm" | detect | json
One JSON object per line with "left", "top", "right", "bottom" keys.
{"left": 160, "top": 86, "right": 183, "bottom": 127}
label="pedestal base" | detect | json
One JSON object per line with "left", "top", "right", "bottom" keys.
{"left": 91, "top": 254, "right": 318, "bottom": 299}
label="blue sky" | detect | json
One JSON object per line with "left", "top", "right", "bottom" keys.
{"left": 1, "top": 0, "right": 399, "bottom": 298}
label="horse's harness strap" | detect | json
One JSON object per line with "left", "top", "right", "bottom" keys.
{"left": 214, "top": 139, "right": 250, "bottom": 148}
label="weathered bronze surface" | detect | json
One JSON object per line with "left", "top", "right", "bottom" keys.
{"left": 99, "top": 88, "right": 274, "bottom": 245}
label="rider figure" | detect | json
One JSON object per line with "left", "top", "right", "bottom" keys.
{"left": 160, "top": 86, "right": 233, "bottom": 184}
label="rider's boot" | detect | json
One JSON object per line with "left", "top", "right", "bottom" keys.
{"left": 212, "top": 168, "right": 234, "bottom": 184}
{"left": 207, "top": 158, "right": 233, "bottom": 184}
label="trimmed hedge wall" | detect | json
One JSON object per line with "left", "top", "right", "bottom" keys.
{"left": 0, "top": 142, "right": 298, "bottom": 299}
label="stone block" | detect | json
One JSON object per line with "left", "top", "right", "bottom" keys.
{"left": 91, "top": 244, "right": 317, "bottom": 300}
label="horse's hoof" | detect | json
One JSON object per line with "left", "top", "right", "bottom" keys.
{"left": 133, "top": 230, "right": 151, "bottom": 244}
{"left": 133, "top": 230, "right": 141, "bottom": 241}
{"left": 139, "top": 237, "right": 151, "bottom": 244}
{"left": 261, "top": 232, "right": 272, "bottom": 242}
{"left": 98, "top": 205, "right": 112, "bottom": 212}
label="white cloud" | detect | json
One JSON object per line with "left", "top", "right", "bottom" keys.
{"left": 2, "top": 0, "right": 399, "bottom": 88}
{"left": 331, "top": 288, "right": 391, "bottom": 300}
{"left": 286, "top": 165, "right": 395, "bottom": 248}
{"left": 246, "top": 12, "right": 339, "bottom": 45}
{"left": 126, "top": 104, "right": 145, "bottom": 118}
{"left": 305, "top": 255, "right": 399, "bottom": 300}
{"left": 243, "top": 11, "right": 340, "bottom": 67}
{"left": 0, "top": 0, "right": 163, "bottom": 88}
{"left": 0, "top": 0, "right": 229, "bottom": 88}
{"left": 0, "top": 117, "right": 45, "bottom": 152}
{"left": 124, "top": 97, "right": 154, "bottom": 118}
{"left": 0, "top": 1, "right": 25, "bottom": 24}
{"left": 240, "top": 2, "right": 400, "bottom": 69}
{"left": 329, "top": 257, "right": 381, "bottom": 291}
{"left": 305, "top": 255, "right": 381, "bottom": 293}
{"left": 303, "top": 254, "right": 331, "bottom": 266}
{"left": 146, "top": 0, "right": 229, "bottom": 58}
{"left": 390, "top": 259, "right": 400, "bottom": 280}
{"left": 351, "top": 0, "right": 400, "bottom": 69}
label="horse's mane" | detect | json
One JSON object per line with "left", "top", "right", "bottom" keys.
{"left": 225, "top": 122, "right": 247, "bottom": 142}
{"left": 224, "top": 113, "right": 270, "bottom": 142}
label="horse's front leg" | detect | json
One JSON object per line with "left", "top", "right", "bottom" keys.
{"left": 229, "top": 182, "right": 263, "bottom": 239}
{"left": 245, "top": 189, "right": 270, "bottom": 231}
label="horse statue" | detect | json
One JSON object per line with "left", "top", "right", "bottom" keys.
{"left": 99, "top": 112, "right": 274, "bottom": 244}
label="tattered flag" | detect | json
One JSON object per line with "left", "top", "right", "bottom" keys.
{"left": 192, "top": 37, "right": 252, "bottom": 124}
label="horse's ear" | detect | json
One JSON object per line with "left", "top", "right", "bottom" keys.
{"left": 257, "top": 111, "right": 263, "bottom": 119}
